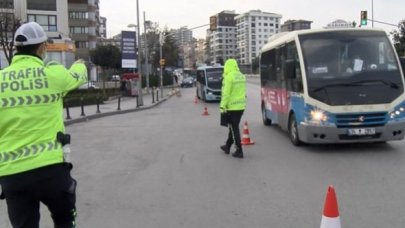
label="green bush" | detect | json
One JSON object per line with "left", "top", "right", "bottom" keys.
{"left": 63, "top": 88, "right": 120, "bottom": 107}
{"left": 141, "top": 72, "right": 175, "bottom": 88}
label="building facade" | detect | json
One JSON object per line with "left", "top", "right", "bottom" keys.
{"left": 68, "top": 0, "right": 101, "bottom": 81}
{"left": 172, "top": 27, "right": 193, "bottom": 68}
{"left": 280, "top": 19, "right": 312, "bottom": 32}
{"left": 235, "top": 10, "right": 282, "bottom": 67}
{"left": 207, "top": 10, "right": 238, "bottom": 65}
{"left": 183, "top": 42, "right": 196, "bottom": 68}
{"left": 0, "top": 0, "right": 74, "bottom": 68}
{"left": 98, "top": 16, "right": 107, "bottom": 38}
{"left": 68, "top": 0, "right": 99, "bottom": 60}
{"left": 170, "top": 26, "right": 193, "bottom": 48}
{"left": 195, "top": 39, "right": 207, "bottom": 66}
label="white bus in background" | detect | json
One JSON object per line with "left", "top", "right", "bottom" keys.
{"left": 260, "top": 28, "right": 405, "bottom": 145}
{"left": 196, "top": 65, "right": 223, "bottom": 102}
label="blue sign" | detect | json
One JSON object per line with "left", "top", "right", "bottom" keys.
{"left": 121, "top": 31, "right": 137, "bottom": 68}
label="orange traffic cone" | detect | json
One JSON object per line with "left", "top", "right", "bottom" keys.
{"left": 241, "top": 121, "right": 255, "bottom": 145}
{"left": 194, "top": 96, "right": 198, "bottom": 104}
{"left": 202, "top": 105, "right": 210, "bottom": 116}
{"left": 320, "top": 185, "right": 341, "bottom": 228}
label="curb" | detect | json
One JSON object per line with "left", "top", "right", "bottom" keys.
{"left": 64, "top": 91, "right": 177, "bottom": 126}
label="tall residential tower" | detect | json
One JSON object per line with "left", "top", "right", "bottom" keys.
{"left": 207, "top": 10, "right": 238, "bottom": 65}
{"left": 235, "top": 10, "right": 282, "bottom": 69}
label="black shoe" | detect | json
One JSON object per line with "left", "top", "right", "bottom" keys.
{"left": 232, "top": 148, "right": 244, "bottom": 158}
{"left": 220, "top": 145, "right": 230, "bottom": 154}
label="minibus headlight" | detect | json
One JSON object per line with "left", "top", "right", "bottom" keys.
{"left": 389, "top": 106, "right": 405, "bottom": 119}
{"left": 310, "top": 110, "right": 328, "bottom": 122}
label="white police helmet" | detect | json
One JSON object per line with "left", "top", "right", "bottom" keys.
{"left": 14, "top": 22, "right": 48, "bottom": 46}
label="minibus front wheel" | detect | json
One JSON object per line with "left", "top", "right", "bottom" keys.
{"left": 288, "top": 113, "right": 302, "bottom": 146}
{"left": 261, "top": 103, "right": 272, "bottom": 126}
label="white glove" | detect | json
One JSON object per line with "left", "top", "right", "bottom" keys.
{"left": 74, "top": 59, "right": 85, "bottom": 64}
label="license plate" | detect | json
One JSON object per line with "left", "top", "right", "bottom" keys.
{"left": 347, "top": 128, "right": 376, "bottom": 136}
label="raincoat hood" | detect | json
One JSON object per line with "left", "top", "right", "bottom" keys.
{"left": 223, "top": 59, "right": 240, "bottom": 78}
{"left": 220, "top": 58, "right": 246, "bottom": 112}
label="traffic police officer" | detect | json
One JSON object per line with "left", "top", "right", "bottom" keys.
{"left": 220, "top": 59, "right": 247, "bottom": 158}
{"left": 0, "top": 22, "right": 87, "bottom": 228}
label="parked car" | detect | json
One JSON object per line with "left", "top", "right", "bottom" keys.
{"left": 180, "top": 77, "right": 194, "bottom": 88}
{"left": 111, "top": 75, "right": 120, "bottom": 81}
{"left": 78, "top": 82, "right": 99, "bottom": 90}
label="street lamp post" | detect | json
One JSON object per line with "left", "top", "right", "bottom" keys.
{"left": 371, "top": 0, "right": 374, "bottom": 28}
{"left": 127, "top": 24, "right": 142, "bottom": 104}
{"left": 159, "top": 32, "right": 164, "bottom": 98}
{"left": 135, "top": 0, "right": 143, "bottom": 105}
{"left": 143, "top": 12, "right": 150, "bottom": 94}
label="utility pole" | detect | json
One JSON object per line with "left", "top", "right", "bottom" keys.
{"left": 136, "top": 0, "right": 143, "bottom": 106}
{"left": 143, "top": 11, "right": 150, "bottom": 94}
{"left": 372, "top": 0, "right": 374, "bottom": 28}
{"left": 159, "top": 32, "right": 164, "bottom": 98}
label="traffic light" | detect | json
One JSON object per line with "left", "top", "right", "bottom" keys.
{"left": 361, "top": 10, "right": 368, "bottom": 26}
{"left": 209, "top": 16, "right": 217, "bottom": 31}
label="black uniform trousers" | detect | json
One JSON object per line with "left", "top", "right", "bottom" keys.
{"left": 225, "top": 110, "right": 244, "bottom": 150}
{"left": 0, "top": 163, "right": 77, "bottom": 228}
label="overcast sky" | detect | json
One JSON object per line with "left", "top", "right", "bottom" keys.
{"left": 100, "top": 0, "right": 404, "bottom": 39}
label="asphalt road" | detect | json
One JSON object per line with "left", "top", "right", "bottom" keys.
{"left": 1, "top": 79, "right": 405, "bottom": 227}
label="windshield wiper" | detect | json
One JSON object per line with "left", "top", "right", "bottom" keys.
{"left": 311, "top": 83, "right": 361, "bottom": 93}
{"left": 311, "top": 80, "right": 400, "bottom": 93}
{"left": 351, "top": 80, "right": 400, "bottom": 89}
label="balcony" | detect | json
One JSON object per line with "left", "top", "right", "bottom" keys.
{"left": 87, "top": 0, "right": 99, "bottom": 11}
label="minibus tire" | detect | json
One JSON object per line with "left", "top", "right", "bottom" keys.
{"left": 288, "top": 113, "right": 302, "bottom": 146}
{"left": 262, "top": 104, "right": 271, "bottom": 126}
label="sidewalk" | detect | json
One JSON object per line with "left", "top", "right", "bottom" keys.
{"left": 64, "top": 87, "right": 179, "bottom": 126}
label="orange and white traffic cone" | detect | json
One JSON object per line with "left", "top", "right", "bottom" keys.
{"left": 320, "top": 185, "right": 341, "bottom": 228}
{"left": 194, "top": 96, "right": 198, "bottom": 104}
{"left": 202, "top": 105, "right": 209, "bottom": 116}
{"left": 241, "top": 121, "right": 255, "bottom": 145}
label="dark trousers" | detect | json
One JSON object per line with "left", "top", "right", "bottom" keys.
{"left": 225, "top": 110, "right": 244, "bottom": 150}
{"left": 0, "top": 164, "right": 77, "bottom": 228}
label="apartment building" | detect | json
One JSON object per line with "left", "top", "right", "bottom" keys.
{"left": 68, "top": 0, "right": 99, "bottom": 60}
{"left": 183, "top": 42, "right": 196, "bottom": 68}
{"left": 195, "top": 39, "right": 207, "bottom": 66}
{"left": 170, "top": 26, "right": 193, "bottom": 48}
{"left": 0, "top": 0, "right": 74, "bottom": 68}
{"left": 207, "top": 10, "right": 238, "bottom": 65}
{"left": 280, "top": 19, "right": 312, "bottom": 32}
{"left": 235, "top": 10, "right": 282, "bottom": 67}
{"left": 168, "top": 27, "right": 192, "bottom": 68}
{"left": 98, "top": 16, "right": 107, "bottom": 38}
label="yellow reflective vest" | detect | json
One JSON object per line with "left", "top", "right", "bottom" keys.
{"left": 0, "top": 55, "right": 87, "bottom": 177}
{"left": 220, "top": 59, "right": 246, "bottom": 112}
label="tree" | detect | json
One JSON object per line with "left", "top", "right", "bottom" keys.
{"left": 140, "top": 21, "right": 160, "bottom": 69}
{"left": 150, "top": 29, "right": 180, "bottom": 69}
{"left": 162, "top": 31, "right": 180, "bottom": 67}
{"left": 90, "top": 44, "right": 121, "bottom": 69}
{"left": 391, "top": 20, "right": 405, "bottom": 56}
{"left": 0, "top": 11, "right": 21, "bottom": 65}
{"left": 90, "top": 44, "right": 121, "bottom": 92}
